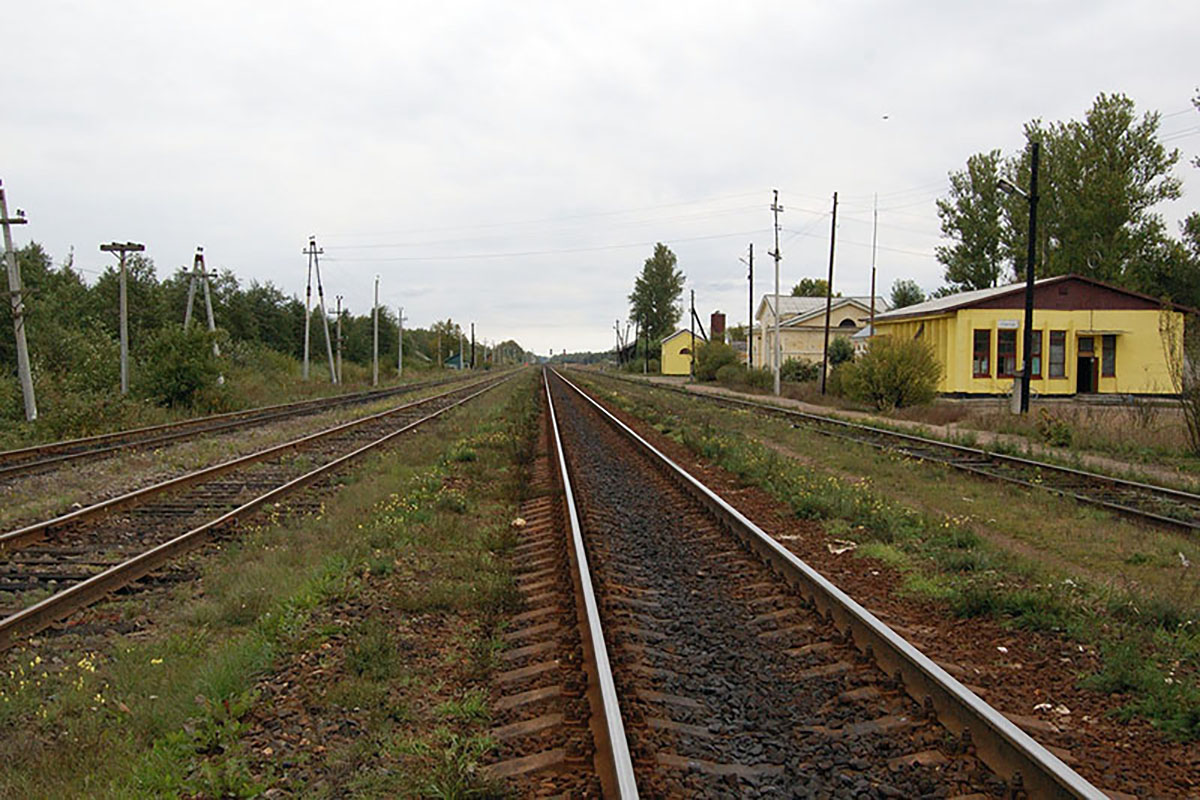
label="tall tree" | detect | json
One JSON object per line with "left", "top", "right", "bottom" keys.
{"left": 1004, "top": 94, "right": 1182, "bottom": 284}
{"left": 935, "top": 149, "right": 1005, "bottom": 290}
{"left": 890, "top": 279, "right": 925, "bottom": 308}
{"left": 791, "top": 277, "right": 831, "bottom": 297}
{"left": 629, "top": 243, "right": 684, "bottom": 341}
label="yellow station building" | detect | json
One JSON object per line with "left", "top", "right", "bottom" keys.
{"left": 871, "top": 275, "right": 1190, "bottom": 396}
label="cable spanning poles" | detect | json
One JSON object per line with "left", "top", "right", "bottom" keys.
{"left": 302, "top": 237, "right": 337, "bottom": 384}
{"left": 0, "top": 181, "right": 35, "bottom": 420}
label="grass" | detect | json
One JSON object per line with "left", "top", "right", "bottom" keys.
{"left": 0, "top": 368, "right": 538, "bottom": 796}
{"left": 576, "top": 369, "right": 1200, "bottom": 740}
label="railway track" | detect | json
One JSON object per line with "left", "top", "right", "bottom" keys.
{"left": 0, "top": 372, "right": 513, "bottom": 651}
{"left": 0, "top": 371, "right": 480, "bottom": 483}
{"left": 487, "top": 369, "right": 1106, "bottom": 798}
{"left": 588, "top": 371, "right": 1200, "bottom": 534}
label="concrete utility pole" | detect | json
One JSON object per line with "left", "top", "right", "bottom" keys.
{"left": 820, "top": 191, "right": 838, "bottom": 395}
{"left": 183, "top": 247, "right": 223, "bottom": 384}
{"left": 100, "top": 241, "right": 145, "bottom": 395}
{"left": 768, "top": 189, "right": 784, "bottom": 395}
{"left": 869, "top": 194, "right": 878, "bottom": 333}
{"left": 0, "top": 181, "right": 36, "bottom": 420}
{"left": 397, "top": 306, "right": 406, "bottom": 378}
{"left": 372, "top": 275, "right": 380, "bottom": 386}
{"left": 302, "top": 239, "right": 317, "bottom": 380}
{"left": 335, "top": 295, "right": 344, "bottom": 384}
{"left": 310, "top": 238, "right": 337, "bottom": 384}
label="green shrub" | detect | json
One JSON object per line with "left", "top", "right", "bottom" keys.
{"left": 715, "top": 363, "right": 743, "bottom": 385}
{"left": 829, "top": 335, "right": 855, "bottom": 366}
{"left": 842, "top": 336, "right": 941, "bottom": 410}
{"left": 694, "top": 341, "right": 740, "bottom": 381}
{"left": 826, "top": 363, "right": 849, "bottom": 396}
{"left": 135, "top": 327, "right": 225, "bottom": 409}
{"left": 781, "top": 357, "right": 819, "bottom": 383}
{"left": 1036, "top": 408, "right": 1074, "bottom": 447}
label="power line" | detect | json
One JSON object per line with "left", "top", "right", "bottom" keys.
{"left": 323, "top": 228, "right": 768, "bottom": 263}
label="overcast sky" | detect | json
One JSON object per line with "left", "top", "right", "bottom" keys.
{"left": 4, "top": 1, "right": 1198, "bottom": 355}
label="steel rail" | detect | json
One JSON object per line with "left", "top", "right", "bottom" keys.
{"left": 0, "top": 373, "right": 508, "bottom": 556}
{"left": 541, "top": 370, "right": 639, "bottom": 799}
{"left": 0, "top": 375, "right": 510, "bottom": 651}
{"left": 592, "top": 373, "right": 1200, "bottom": 532}
{"left": 0, "top": 373, "right": 478, "bottom": 477}
{"left": 551, "top": 369, "right": 1106, "bottom": 800}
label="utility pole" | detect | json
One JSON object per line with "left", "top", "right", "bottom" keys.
{"left": 1020, "top": 142, "right": 1040, "bottom": 414}
{"left": 820, "top": 192, "right": 839, "bottom": 395}
{"left": 870, "top": 194, "right": 878, "bottom": 333}
{"left": 769, "top": 189, "right": 784, "bottom": 395}
{"left": 100, "top": 241, "right": 145, "bottom": 395}
{"left": 335, "top": 295, "right": 344, "bottom": 384}
{"left": 301, "top": 239, "right": 317, "bottom": 380}
{"left": 741, "top": 243, "right": 753, "bottom": 368}
{"left": 183, "top": 247, "right": 223, "bottom": 384}
{"left": 437, "top": 330, "right": 442, "bottom": 369}
{"left": 689, "top": 289, "right": 696, "bottom": 381}
{"left": 397, "top": 306, "right": 406, "bottom": 378}
{"left": 470, "top": 322, "right": 475, "bottom": 370}
{"left": 0, "top": 181, "right": 36, "bottom": 420}
{"left": 372, "top": 275, "right": 380, "bottom": 386}
{"left": 310, "top": 238, "right": 336, "bottom": 384}
{"left": 459, "top": 330, "right": 464, "bottom": 370}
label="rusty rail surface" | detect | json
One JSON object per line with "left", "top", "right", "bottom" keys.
{"left": 0, "top": 374, "right": 513, "bottom": 650}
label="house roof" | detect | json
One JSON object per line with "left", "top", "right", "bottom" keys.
{"left": 662, "top": 328, "right": 699, "bottom": 343}
{"left": 781, "top": 296, "right": 889, "bottom": 327}
{"left": 756, "top": 294, "right": 889, "bottom": 324}
{"left": 874, "top": 274, "right": 1197, "bottom": 323}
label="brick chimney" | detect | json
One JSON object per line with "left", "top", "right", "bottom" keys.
{"left": 710, "top": 311, "right": 726, "bottom": 342}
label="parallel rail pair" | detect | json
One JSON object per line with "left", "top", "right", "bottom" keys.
{"left": 0, "top": 372, "right": 512, "bottom": 651}
{"left": 544, "top": 369, "right": 1105, "bottom": 798}
{"left": 596, "top": 373, "right": 1200, "bottom": 533}
{"left": 0, "top": 372, "right": 479, "bottom": 481}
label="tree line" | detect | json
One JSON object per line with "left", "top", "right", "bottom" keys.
{"left": 935, "top": 92, "right": 1199, "bottom": 306}
{"left": 1, "top": 242, "right": 530, "bottom": 416}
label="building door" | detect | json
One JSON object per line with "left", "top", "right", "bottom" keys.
{"left": 1076, "top": 357, "right": 1095, "bottom": 393}
{"left": 1077, "top": 336, "right": 1095, "bottom": 394}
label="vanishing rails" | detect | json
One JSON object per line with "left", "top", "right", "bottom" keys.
{"left": 0, "top": 372, "right": 480, "bottom": 482}
{"left": 0, "top": 372, "right": 512, "bottom": 651}
{"left": 591, "top": 372, "right": 1200, "bottom": 534}
{"left": 490, "top": 369, "right": 1104, "bottom": 797}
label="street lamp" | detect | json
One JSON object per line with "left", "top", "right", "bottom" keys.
{"left": 997, "top": 140, "right": 1039, "bottom": 414}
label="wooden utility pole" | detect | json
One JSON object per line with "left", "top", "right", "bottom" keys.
{"left": 689, "top": 289, "right": 696, "bottom": 380}
{"left": 470, "top": 322, "right": 476, "bottom": 370}
{"left": 768, "top": 190, "right": 784, "bottom": 395}
{"left": 0, "top": 181, "right": 36, "bottom": 420}
{"left": 335, "top": 295, "right": 344, "bottom": 384}
{"left": 741, "top": 243, "right": 753, "bottom": 368}
{"left": 372, "top": 275, "right": 380, "bottom": 386}
{"left": 101, "top": 241, "right": 145, "bottom": 395}
{"left": 869, "top": 194, "right": 878, "bottom": 333}
{"left": 820, "top": 192, "right": 839, "bottom": 395}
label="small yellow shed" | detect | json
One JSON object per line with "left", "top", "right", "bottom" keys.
{"left": 661, "top": 329, "right": 700, "bottom": 376}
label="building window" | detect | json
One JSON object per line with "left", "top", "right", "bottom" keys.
{"left": 1030, "top": 330, "right": 1042, "bottom": 378}
{"left": 997, "top": 330, "right": 1017, "bottom": 377}
{"left": 1049, "top": 330, "right": 1066, "bottom": 378}
{"left": 1078, "top": 336, "right": 1094, "bottom": 355}
{"left": 972, "top": 329, "right": 990, "bottom": 378}
{"left": 1102, "top": 334, "right": 1116, "bottom": 377}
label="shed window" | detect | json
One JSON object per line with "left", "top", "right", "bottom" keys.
{"left": 997, "top": 330, "right": 1017, "bottom": 378}
{"left": 1102, "top": 334, "right": 1116, "bottom": 377}
{"left": 972, "top": 330, "right": 990, "bottom": 378}
{"left": 1049, "top": 331, "right": 1066, "bottom": 378}
{"left": 1030, "top": 330, "right": 1042, "bottom": 379}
